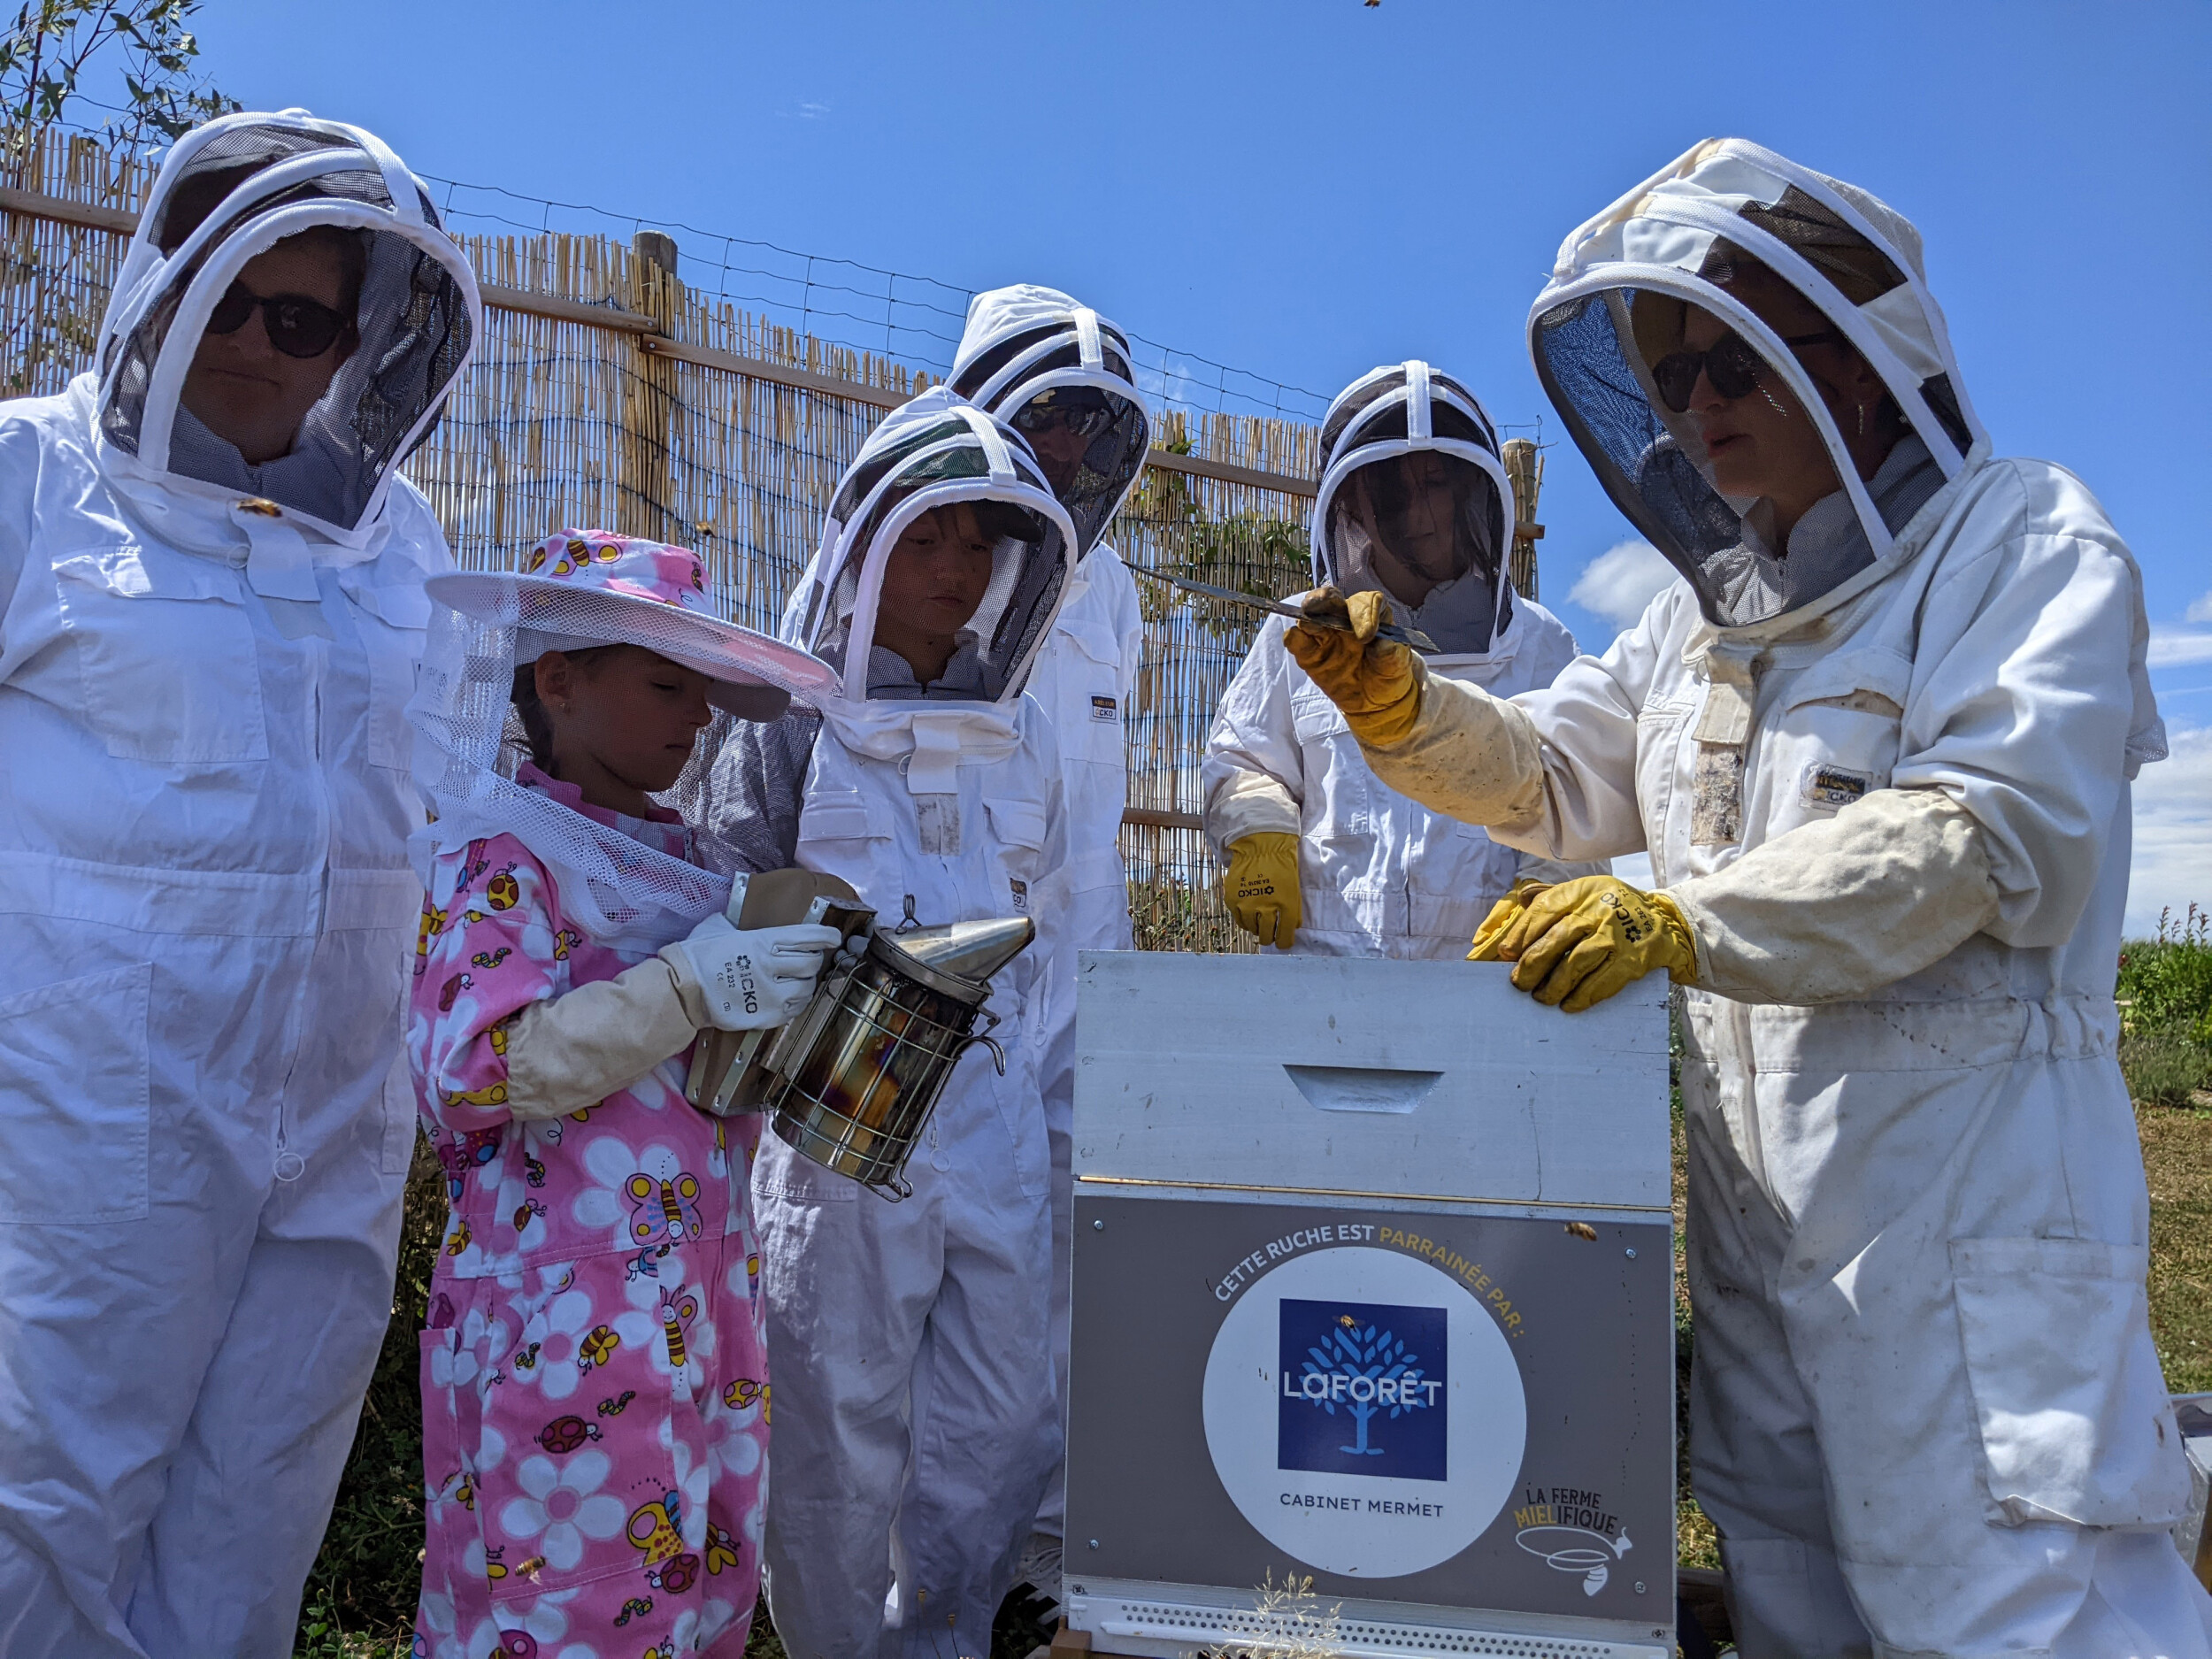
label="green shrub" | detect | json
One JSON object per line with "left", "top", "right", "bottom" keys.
{"left": 2118, "top": 905, "right": 2212, "bottom": 1106}
{"left": 2123, "top": 1030, "right": 2212, "bottom": 1109}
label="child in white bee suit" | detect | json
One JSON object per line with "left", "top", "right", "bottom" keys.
{"left": 406, "top": 532, "right": 843, "bottom": 1658}
{"left": 947, "top": 284, "right": 1151, "bottom": 1592}
{"left": 1204, "top": 363, "right": 1604, "bottom": 959}
{"left": 703, "top": 389, "right": 1077, "bottom": 1659}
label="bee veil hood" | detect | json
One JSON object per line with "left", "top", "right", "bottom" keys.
{"left": 96, "top": 108, "right": 480, "bottom": 552}
{"left": 1528, "top": 136, "right": 1985, "bottom": 630}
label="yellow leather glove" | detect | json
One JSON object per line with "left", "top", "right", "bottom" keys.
{"left": 1477, "top": 873, "right": 1698, "bottom": 1012}
{"left": 1467, "top": 879, "right": 1551, "bottom": 962}
{"left": 1284, "top": 586, "right": 1422, "bottom": 749}
{"left": 1223, "top": 832, "right": 1301, "bottom": 949}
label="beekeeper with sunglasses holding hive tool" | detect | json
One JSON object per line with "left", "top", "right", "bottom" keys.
{"left": 1204, "top": 360, "right": 1603, "bottom": 962}
{"left": 0, "top": 111, "right": 480, "bottom": 1655}
{"left": 1282, "top": 138, "right": 2207, "bottom": 1658}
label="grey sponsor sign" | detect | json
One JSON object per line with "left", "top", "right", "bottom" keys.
{"left": 1065, "top": 1192, "right": 1671, "bottom": 1620}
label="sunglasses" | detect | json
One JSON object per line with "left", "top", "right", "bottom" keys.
{"left": 205, "top": 280, "right": 352, "bottom": 359}
{"left": 1011, "top": 391, "right": 1120, "bottom": 442}
{"left": 1651, "top": 328, "right": 1846, "bottom": 413}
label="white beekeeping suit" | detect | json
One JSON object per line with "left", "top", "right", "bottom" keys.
{"left": 948, "top": 285, "right": 1148, "bottom": 1574}
{"left": 1205, "top": 362, "right": 1601, "bottom": 960}
{"left": 1303, "top": 139, "right": 2208, "bottom": 1657}
{"left": 0, "top": 111, "right": 478, "bottom": 1655}
{"left": 703, "top": 389, "right": 1075, "bottom": 1659}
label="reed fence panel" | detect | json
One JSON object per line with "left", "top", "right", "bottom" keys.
{"left": 0, "top": 127, "right": 1351, "bottom": 953}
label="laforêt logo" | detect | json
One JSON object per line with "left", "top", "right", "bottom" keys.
{"left": 1278, "top": 1298, "right": 1447, "bottom": 1482}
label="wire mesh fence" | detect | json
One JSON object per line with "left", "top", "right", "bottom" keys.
{"left": 0, "top": 124, "right": 1344, "bottom": 951}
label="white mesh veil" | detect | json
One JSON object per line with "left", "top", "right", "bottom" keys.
{"left": 96, "top": 111, "right": 478, "bottom": 544}
{"left": 409, "top": 553, "right": 840, "bottom": 955}
{"left": 1310, "top": 362, "right": 1516, "bottom": 657}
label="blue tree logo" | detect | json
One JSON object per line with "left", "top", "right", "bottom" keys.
{"left": 1278, "top": 1299, "right": 1448, "bottom": 1482}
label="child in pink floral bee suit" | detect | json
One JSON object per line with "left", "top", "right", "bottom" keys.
{"left": 406, "top": 532, "right": 842, "bottom": 1659}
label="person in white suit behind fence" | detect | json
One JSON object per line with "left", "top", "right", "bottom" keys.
{"left": 946, "top": 283, "right": 1151, "bottom": 1600}
{"left": 704, "top": 390, "right": 1078, "bottom": 1659}
{"left": 0, "top": 111, "right": 480, "bottom": 1655}
{"left": 1204, "top": 360, "right": 1604, "bottom": 960}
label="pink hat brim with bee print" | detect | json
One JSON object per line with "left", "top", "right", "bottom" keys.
{"left": 427, "top": 530, "right": 840, "bottom": 721}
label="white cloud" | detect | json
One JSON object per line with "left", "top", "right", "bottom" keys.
{"left": 2149, "top": 629, "right": 2212, "bottom": 669}
{"left": 2125, "top": 721, "right": 2212, "bottom": 938}
{"left": 1568, "top": 539, "right": 1675, "bottom": 634}
{"left": 2187, "top": 590, "right": 2212, "bottom": 625}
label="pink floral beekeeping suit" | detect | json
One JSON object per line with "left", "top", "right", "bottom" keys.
{"left": 410, "top": 771, "right": 767, "bottom": 1659}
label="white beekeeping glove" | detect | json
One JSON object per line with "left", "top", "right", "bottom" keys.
{"left": 661, "top": 916, "right": 843, "bottom": 1032}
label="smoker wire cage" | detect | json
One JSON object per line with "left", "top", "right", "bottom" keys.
{"left": 763, "top": 932, "right": 1005, "bottom": 1198}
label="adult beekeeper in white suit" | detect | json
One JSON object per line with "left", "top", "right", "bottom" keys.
{"left": 704, "top": 389, "right": 1075, "bottom": 1659}
{"left": 1203, "top": 361, "right": 1602, "bottom": 959}
{"left": 1286, "top": 137, "right": 2209, "bottom": 1658}
{"left": 0, "top": 111, "right": 478, "bottom": 1654}
{"left": 947, "top": 283, "right": 1149, "bottom": 1594}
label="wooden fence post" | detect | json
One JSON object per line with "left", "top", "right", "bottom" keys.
{"left": 1502, "top": 436, "right": 1546, "bottom": 602}
{"left": 622, "top": 229, "right": 684, "bottom": 542}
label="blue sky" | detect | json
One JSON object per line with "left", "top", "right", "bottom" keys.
{"left": 180, "top": 0, "right": 2209, "bottom": 929}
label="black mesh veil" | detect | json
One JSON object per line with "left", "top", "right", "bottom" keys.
{"left": 949, "top": 289, "right": 1150, "bottom": 556}
{"left": 1310, "top": 362, "right": 1515, "bottom": 656}
{"left": 96, "top": 112, "right": 478, "bottom": 541}
{"left": 795, "top": 392, "right": 1076, "bottom": 705}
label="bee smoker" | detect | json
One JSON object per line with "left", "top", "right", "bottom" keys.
{"left": 684, "top": 869, "right": 877, "bottom": 1116}
{"left": 759, "top": 911, "right": 1036, "bottom": 1200}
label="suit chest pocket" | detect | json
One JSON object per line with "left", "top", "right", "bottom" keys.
{"left": 1764, "top": 650, "right": 1911, "bottom": 829}
{"left": 339, "top": 568, "right": 431, "bottom": 771}
{"left": 1055, "top": 619, "right": 1129, "bottom": 768}
{"left": 796, "top": 791, "right": 897, "bottom": 902}
{"left": 54, "top": 545, "right": 268, "bottom": 764}
{"left": 984, "top": 795, "right": 1049, "bottom": 894}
